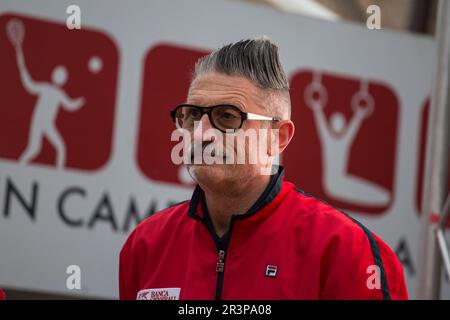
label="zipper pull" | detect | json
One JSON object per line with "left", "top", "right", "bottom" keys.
{"left": 216, "top": 249, "right": 225, "bottom": 272}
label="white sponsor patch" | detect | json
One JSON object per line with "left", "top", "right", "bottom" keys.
{"left": 136, "top": 287, "right": 181, "bottom": 300}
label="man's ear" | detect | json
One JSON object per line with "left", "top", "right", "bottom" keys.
{"left": 269, "top": 120, "right": 295, "bottom": 156}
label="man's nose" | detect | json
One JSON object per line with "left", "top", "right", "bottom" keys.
{"left": 193, "top": 114, "right": 215, "bottom": 142}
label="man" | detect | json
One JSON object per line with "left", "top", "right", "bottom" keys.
{"left": 119, "top": 37, "right": 408, "bottom": 300}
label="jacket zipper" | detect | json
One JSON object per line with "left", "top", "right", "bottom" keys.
{"left": 199, "top": 218, "right": 234, "bottom": 300}
{"left": 213, "top": 219, "right": 234, "bottom": 300}
{"left": 215, "top": 248, "right": 226, "bottom": 300}
{"left": 214, "top": 218, "right": 236, "bottom": 300}
{"left": 216, "top": 249, "right": 225, "bottom": 272}
{"left": 195, "top": 205, "right": 235, "bottom": 300}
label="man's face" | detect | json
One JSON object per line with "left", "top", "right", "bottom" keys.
{"left": 185, "top": 71, "right": 275, "bottom": 188}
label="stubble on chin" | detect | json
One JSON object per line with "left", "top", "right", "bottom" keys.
{"left": 187, "top": 164, "right": 235, "bottom": 185}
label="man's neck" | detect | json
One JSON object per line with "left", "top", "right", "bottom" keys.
{"left": 202, "top": 174, "right": 272, "bottom": 238}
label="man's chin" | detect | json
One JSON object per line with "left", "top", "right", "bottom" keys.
{"left": 187, "top": 164, "right": 231, "bottom": 184}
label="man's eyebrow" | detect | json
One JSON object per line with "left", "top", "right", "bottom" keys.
{"left": 218, "top": 101, "right": 247, "bottom": 111}
{"left": 186, "top": 101, "right": 246, "bottom": 111}
{"left": 216, "top": 102, "right": 245, "bottom": 111}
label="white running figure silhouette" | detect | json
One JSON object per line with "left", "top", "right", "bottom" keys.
{"left": 304, "top": 72, "right": 390, "bottom": 207}
{"left": 7, "top": 19, "right": 85, "bottom": 169}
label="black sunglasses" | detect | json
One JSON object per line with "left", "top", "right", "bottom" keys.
{"left": 170, "top": 104, "right": 279, "bottom": 133}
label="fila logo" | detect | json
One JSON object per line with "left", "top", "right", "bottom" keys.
{"left": 265, "top": 265, "right": 278, "bottom": 277}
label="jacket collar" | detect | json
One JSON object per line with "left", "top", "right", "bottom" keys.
{"left": 188, "top": 166, "right": 285, "bottom": 221}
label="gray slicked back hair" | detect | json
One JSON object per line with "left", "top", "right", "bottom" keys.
{"left": 191, "top": 36, "right": 291, "bottom": 119}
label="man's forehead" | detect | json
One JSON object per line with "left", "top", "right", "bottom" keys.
{"left": 187, "top": 72, "right": 262, "bottom": 107}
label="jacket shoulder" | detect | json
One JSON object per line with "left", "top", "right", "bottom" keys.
{"left": 289, "top": 186, "right": 407, "bottom": 299}
{"left": 119, "top": 199, "right": 190, "bottom": 265}
{"left": 133, "top": 200, "right": 190, "bottom": 235}
{"left": 288, "top": 186, "right": 367, "bottom": 233}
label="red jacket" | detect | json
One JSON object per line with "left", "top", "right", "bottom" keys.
{"left": 119, "top": 168, "right": 408, "bottom": 300}
{"left": 0, "top": 289, "right": 5, "bottom": 300}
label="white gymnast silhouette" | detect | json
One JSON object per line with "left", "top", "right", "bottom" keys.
{"left": 305, "top": 72, "right": 390, "bottom": 207}
{"left": 7, "top": 19, "right": 85, "bottom": 169}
